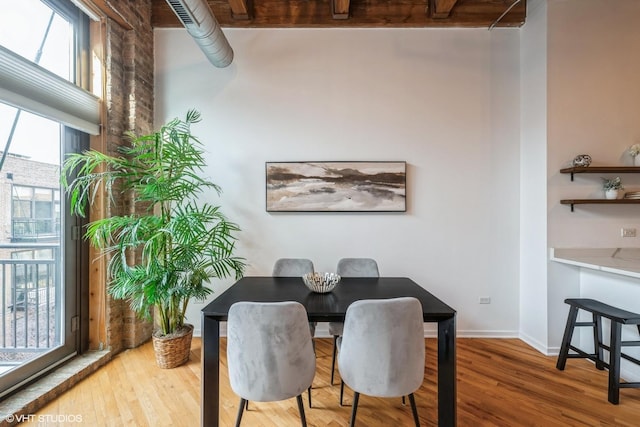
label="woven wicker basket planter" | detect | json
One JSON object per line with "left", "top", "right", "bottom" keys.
{"left": 152, "top": 324, "right": 194, "bottom": 369}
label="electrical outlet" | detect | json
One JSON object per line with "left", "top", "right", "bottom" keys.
{"left": 479, "top": 297, "right": 491, "bottom": 304}
{"left": 621, "top": 228, "right": 637, "bottom": 237}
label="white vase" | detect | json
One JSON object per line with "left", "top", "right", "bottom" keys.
{"left": 634, "top": 156, "right": 640, "bottom": 167}
{"left": 605, "top": 189, "right": 619, "bottom": 200}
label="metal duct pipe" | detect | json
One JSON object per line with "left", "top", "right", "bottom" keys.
{"left": 166, "top": 0, "right": 234, "bottom": 68}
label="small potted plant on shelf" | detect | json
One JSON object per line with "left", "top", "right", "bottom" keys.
{"left": 62, "top": 110, "right": 246, "bottom": 368}
{"left": 602, "top": 176, "right": 624, "bottom": 200}
{"left": 628, "top": 144, "right": 640, "bottom": 167}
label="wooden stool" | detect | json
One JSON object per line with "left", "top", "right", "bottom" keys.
{"left": 556, "top": 298, "right": 640, "bottom": 404}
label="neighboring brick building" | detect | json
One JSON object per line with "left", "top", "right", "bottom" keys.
{"left": 0, "top": 152, "right": 60, "bottom": 245}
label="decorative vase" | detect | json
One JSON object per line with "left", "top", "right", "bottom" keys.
{"left": 605, "top": 189, "right": 619, "bottom": 200}
{"left": 634, "top": 156, "right": 640, "bottom": 167}
{"left": 152, "top": 323, "right": 194, "bottom": 369}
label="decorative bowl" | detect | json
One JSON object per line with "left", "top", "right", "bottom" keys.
{"left": 572, "top": 154, "right": 592, "bottom": 167}
{"left": 302, "top": 272, "right": 341, "bottom": 293}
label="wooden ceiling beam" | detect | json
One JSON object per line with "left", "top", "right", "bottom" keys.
{"left": 87, "top": 0, "right": 133, "bottom": 29}
{"left": 151, "top": 0, "right": 527, "bottom": 28}
{"left": 228, "top": 0, "right": 252, "bottom": 19}
{"left": 430, "top": 0, "right": 458, "bottom": 19}
{"left": 332, "top": 0, "right": 351, "bottom": 20}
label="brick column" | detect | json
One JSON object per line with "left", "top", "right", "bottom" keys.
{"left": 101, "top": 0, "right": 155, "bottom": 352}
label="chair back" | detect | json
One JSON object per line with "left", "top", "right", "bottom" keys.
{"left": 227, "top": 301, "right": 316, "bottom": 402}
{"left": 338, "top": 297, "right": 424, "bottom": 397}
{"left": 336, "top": 258, "right": 379, "bottom": 277}
{"left": 273, "top": 258, "right": 314, "bottom": 277}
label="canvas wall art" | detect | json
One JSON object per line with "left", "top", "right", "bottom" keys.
{"left": 266, "top": 161, "right": 406, "bottom": 212}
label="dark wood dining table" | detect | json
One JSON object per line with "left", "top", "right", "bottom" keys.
{"left": 201, "top": 276, "right": 457, "bottom": 426}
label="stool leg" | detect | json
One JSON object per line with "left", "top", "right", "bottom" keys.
{"left": 593, "top": 314, "right": 604, "bottom": 370}
{"left": 608, "top": 321, "right": 622, "bottom": 404}
{"left": 557, "top": 305, "right": 579, "bottom": 370}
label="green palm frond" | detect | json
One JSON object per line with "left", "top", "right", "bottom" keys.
{"left": 61, "top": 110, "right": 246, "bottom": 336}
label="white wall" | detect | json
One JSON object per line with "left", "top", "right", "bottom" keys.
{"left": 519, "top": 0, "right": 549, "bottom": 352}
{"left": 155, "top": 27, "right": 521, "bottom": 336}
{"left": 547, "top": 0, "right": 640, "bottom": 247}
{"left": 545, "top": 0, "right": 640, "bottom": 351}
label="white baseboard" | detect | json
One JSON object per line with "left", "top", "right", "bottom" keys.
{"left": 519, "top": 331, "right": 557, "bottom": 355}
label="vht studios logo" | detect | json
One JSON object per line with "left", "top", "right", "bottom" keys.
{"left": 3, "top": 413, "right": 83, "bottom": 423}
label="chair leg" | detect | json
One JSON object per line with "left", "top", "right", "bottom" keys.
{"left": 235, "top": 398, "right": 247, "bottom": 427}
{"left": 340, "top": 380, "right": 345, "bottom": 406}
{"left": 402, "top": 395, "right": 406, "bottom": 405}
{"left": 296, "top": 394, "right": 308, "bottom": 427}
{"left": 308, "top": 386, "right": 312, "bottom": 408}
{"left": 557, "top": 305, "right": 579, "bottom": 370}
{"left": 331, "top": 335, "right": 338, "bottom": 385}
{"left": 349, "top": 392, "right": 360, "bottom": 427}
{"left": 408, "top": 393, "right": 420, "bottom": 427}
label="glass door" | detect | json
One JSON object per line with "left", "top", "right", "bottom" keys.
{"left": 0, "top": 0, "right": 88, "bottom": 396}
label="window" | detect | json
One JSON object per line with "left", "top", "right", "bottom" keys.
{"left": 0, "top": 0, "right": 91, "bottom": 396}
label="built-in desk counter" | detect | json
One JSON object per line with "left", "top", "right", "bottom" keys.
{"left": 551, "top": 248, "right": 640, "bottom": 280}
{"left": 549, "top": 248, "right": 640, "bottom": 381}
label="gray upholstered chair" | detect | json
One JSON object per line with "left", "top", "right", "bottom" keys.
{"left": 273, "top": 258, "right": 317, "bottom": 337}
{"left": 329, "top": 258, "right": 379, "bottom": 385}
{"left": 273, "top": 258, "right": 315, "bottom": 278}
{"left": 227, "top": 301, "right": 316, "bottom": 427}
{"left": 338, "top": 297, "right": 425, "bottom": 427}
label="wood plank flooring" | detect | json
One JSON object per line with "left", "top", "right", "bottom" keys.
{"left": 23, "top": 338, "right": 640, "bottom": 426}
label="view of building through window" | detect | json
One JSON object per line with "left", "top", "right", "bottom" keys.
{"left": 0, "top": 117, "right": 64, "bottom": 372}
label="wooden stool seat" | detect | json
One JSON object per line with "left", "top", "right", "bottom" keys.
{"left": 556, "top": 298, "right": 640, "bottom": 404}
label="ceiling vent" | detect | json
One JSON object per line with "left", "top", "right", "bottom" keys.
{"left": 166, "top": 0, "right": 234, "bottom": 68}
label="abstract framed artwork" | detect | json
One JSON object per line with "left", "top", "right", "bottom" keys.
{"left": 266, "top": 161, "right": 406, "bottom": 212}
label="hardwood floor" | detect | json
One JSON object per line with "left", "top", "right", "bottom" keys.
{"left": 24, "top": 338, "right": 640, "bottom": 426}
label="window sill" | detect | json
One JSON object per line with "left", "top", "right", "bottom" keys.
{"left": 0, "top": 350, "right": 111, "bottom": 426}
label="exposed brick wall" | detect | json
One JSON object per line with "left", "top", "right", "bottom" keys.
{"left": 102, "top": 0, "right": 155, "bottom": 353}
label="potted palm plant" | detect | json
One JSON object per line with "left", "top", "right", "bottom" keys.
{"left": 62, "top": 110, "right": 245, "bottom": 368}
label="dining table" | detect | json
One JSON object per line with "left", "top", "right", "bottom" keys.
{"left": 201, "top": 276, "right": 457, "bottom": 426}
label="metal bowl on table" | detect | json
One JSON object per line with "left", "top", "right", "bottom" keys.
{"left": 302, "top": 272, "right": 341, "bottom": 293}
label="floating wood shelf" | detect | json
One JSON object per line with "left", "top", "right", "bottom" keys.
{"left": 560, "top": 199, "right": 640, "bottom": 212}
{"left": 560, "top": 166, "right": 640, "bottom": 211}
{"left": 560, "top": 166, "right": 640, "bottom": 181}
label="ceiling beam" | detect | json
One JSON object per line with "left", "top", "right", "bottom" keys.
{"left": 332, "top": 0, "right": 351, "bottom": 20}
{"left": 152, "top": 0, "right": 527, "bottom": 28}
{"left": 228, "top": 0, "right": 252, "bottom": 19}
{"left": 87, "top": 0, "right": 133, "bottom": 29}
{"left": 430, "top": 0, "right": 458, "bottom": 19}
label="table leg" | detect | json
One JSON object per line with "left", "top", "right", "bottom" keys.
{"left": 438, "top": 316, "right": 457, "bottom": 427}
{"left": 202, "top": 314, "right": 220, "bottom": 426}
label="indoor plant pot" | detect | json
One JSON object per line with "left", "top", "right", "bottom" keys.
{"left": 152, "top": 323, "right": 194, "bottom": 369}
{"left": 602, "top": 176, "right": 623, "bottom": 200}
{"left": 605, "top": 189, "right": 619, "bottom": 200}
{"left": 62, "top": 110, "right": 245, "bottom": 368}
